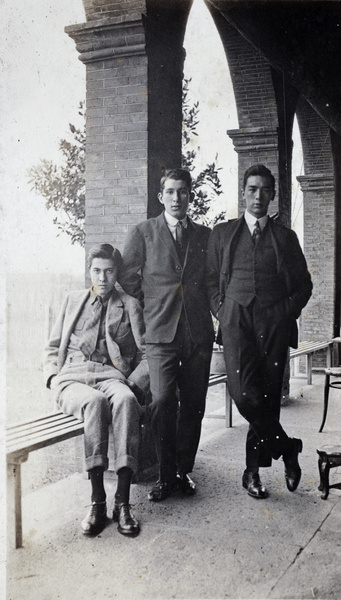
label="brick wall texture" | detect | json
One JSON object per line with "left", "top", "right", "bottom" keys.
{"left": 85, "top": 55, "right": 148, "bottom": 251}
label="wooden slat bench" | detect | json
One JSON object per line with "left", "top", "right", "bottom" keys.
{"left": 289, "top": 340, "right": 334, "bottom": 385}
{"left": 6, "top": 412, "right": 85, "bottom": 549}
{"left": 6, "top": 410, "right": 158, "bottom": 549}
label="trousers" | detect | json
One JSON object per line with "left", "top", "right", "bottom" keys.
{"left": 146, "top": 314, "right": 213, "bottom": 482}
{"left": 52, "top": 357, "right": 142, "bottom": 473}
{"left": 219, "top": 297, "right": 293, "bottom": 467}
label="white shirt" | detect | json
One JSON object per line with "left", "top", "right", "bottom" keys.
{"left": 244, "top": 210, "right": 269, "bottom": 235}
{"left": 163, "top": 211, "right": 188, "bottom": 242}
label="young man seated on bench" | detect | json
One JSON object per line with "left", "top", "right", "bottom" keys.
{"left": 43, "top": 243, "right": 149, "bottom": 538}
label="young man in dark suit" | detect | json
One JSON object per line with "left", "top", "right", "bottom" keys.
{"left": 206, "top": 164, "right": 313, "bottom": 499}
{"left": 120, "top": 168, "right": 215, "bottom": 501}
{"left": 44, "top": 244, "right": 149, "bottom": 536}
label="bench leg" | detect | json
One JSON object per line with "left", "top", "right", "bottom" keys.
{"left": 225, "top": 383, "right": 233, "bottom": 428}
{"left": 307, "top": 354, "right": 312, "bottom": 385}
{"left": 7, "top": 461, "right": 23, "bottom": 549}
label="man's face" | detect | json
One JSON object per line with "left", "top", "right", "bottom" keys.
{"left": 242, "top": 175, "right": 275, "bottom": 218}
{"left": 89, "top": 258, "right": 117, "bottom": 299}
{"left": 158, "top": 178, "right": 192, "bottom": 220}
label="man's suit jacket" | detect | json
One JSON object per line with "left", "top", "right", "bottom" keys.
{"left": 206, "top": 215, "right": 313, "bottom": 348}
{"left": 120, "top": 212, "right": 215, "bottom": 345}
{"left": 43, "top": 288, "right": 149, "bottom": 392}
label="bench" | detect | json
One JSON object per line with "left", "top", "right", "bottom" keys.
{"left": 289, "top": 340, "right": 335, "bottom": 385}
{"left": 6, "top": 410, "right": 156, "bottom": 549}
{"left": 6, "top": 412, "right": 85, "bottom": 549}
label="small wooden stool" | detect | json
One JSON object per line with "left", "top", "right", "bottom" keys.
{"left": 317, "top": 445, "right": 341, "bottom": 499}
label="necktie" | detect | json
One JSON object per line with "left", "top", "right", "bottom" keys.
{"left": 252, "top": 220, "right": 262, "bottom": 245}
{"left": 176, "top": 220, "right": 183, "bottom": 249}
{"left": 78, "top": 297, "right": 103, "bottom": 358}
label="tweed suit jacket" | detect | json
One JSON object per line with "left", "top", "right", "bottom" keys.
{"left": 43, "top": 287, "right": 149, "bottom": 391}
{"left": 206, "top": 215, "right": 313, "bottom": 349}
{"left": 120, "top": 212, "right": 215, "bottom": 345}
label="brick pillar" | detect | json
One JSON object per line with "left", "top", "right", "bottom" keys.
{"left": 297, "top": 173, "right": 335, "bottom": 342}
{"left": 226, "top": 127, "right": 279, "bottom": 216}
{"left": 65, "top": 3, "right": 190, "bottom": 257}
{"left": 65, "top": 16, "right": 148, "bottom": 256}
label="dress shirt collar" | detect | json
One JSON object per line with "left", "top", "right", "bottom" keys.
{"left": 163, "top": 211, "right": 188, "bottom": 229}
{"left": 244, "top": 210, "right": 269, "bottom": 234}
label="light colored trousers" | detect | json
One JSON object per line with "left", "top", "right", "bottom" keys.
{"left": 52, "top": 356, "right": 142, "bottom": 473}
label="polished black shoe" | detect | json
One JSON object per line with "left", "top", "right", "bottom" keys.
{"left": 283, "top": 438, "right": 303, "bottom": 492}
{"left": 113, "top": 503, "right": 140, "bottom": 537}
{"left": 81, "top": 501, "right": 107, "bottom": 535}
{"left": 177, "top": 473, "right": 196, "bottom": 495}
{"left": 147, "top": 479, "right": 178, "bottom": 502}
{"left": 242, "top": 471, "right": 269, "bottom": 499}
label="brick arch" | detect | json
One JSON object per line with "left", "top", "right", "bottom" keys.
{"left": 207, "top": 5, "right": 298, "bottom": 223}
{"left": 296, "top": 97, "right": 334, "bottom": 176}
{"left": 82, "top": 1, "right": 145, "bottom": 22}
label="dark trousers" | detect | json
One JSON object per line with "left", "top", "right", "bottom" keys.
{"left": 220, "top": 297, "right": 293, "bottom": 468}
{"left": 146, "top": 315, "right": 213, "bottom": 482}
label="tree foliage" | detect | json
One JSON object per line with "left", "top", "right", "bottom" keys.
{"left": 28, "top": 102, "right": 86, "bottom": 246}
{"left": 29, "top": 84, "right": 225, "bottom": 246}
{"left": 182, "top": 78, "right": 225, "bottom": 227}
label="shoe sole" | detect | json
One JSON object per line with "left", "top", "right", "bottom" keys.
{"left": 245, "top": 488, "right": 269, "bottom": 499}
{"left": 242, "top": 483, "right": 269, "bottom": 499}
{"left": 117, "top": 525, "right": 140, "bottom": 537}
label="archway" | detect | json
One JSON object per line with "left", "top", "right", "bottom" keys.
{"left": 183, "top": 0, "right": 238, "bottom": 222}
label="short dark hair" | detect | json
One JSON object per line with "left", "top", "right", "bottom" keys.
{"left": 87, "top": 243, "right": 122, "bottom": 270}
{"left": 160, "top": 168, "right": 192, "bottom": 192}
{"left": 243, "top": 164, "right": 275, "bottom": 192}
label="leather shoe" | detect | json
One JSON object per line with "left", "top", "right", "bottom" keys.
{"left": 177, "top": 473, "right": 196, "bottom": 495}
{"left": 147, "top": 479, "right": 178, "bottom": 501}
{"left": 81, "top": 501, "right": 107, "bottom": 535}
{"left": 283, "top": 438, "right": 303, "bottom": 492}
{"left": 113, "top": 503, "right": 140, "bottom": 537}
{"left": 242, "top": 471, "right": 268, "bottom": 499}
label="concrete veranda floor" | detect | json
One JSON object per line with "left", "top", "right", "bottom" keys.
{"left": 5, "top": 374, "right": 341, "bottom": 600}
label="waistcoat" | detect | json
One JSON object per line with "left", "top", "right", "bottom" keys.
{"left": 226, "top": 221, "right": 287, "bottom": 307}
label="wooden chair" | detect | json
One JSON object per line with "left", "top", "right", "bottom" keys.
{"left": 319, "top": 367, "right": 341, "bottom": 432}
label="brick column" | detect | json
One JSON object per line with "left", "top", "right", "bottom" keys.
{"left": 65, "top": 16, "right": 148, "bottom": 255}
{"left": 227, "top": 127, "right": 280, "bottom": 216}
{"left": 66, "top": 5, "right": 188, "bottom": 256}
{"left": 297, "top": 174, "right": 335, "bottom": 342}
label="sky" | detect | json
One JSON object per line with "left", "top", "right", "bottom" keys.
{"left": 1, "top": 0, "right": 86, "bottom": 275}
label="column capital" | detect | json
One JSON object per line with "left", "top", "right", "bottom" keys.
{"left": 227, "top": 127, "right": 278, "bottom": 154}
{"left": 297, "top": 174, "right": 334, "bottom": 193}
{"left": 65, "top": 16, "right": 146, "bottom": 63}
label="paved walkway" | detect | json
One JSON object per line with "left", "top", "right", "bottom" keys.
{"left": 6, "top": 375, "right": 341, "bottom": 599}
